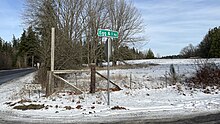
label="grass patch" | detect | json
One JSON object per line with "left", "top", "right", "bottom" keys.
{"left": 13, "top": 104, "right": 45, "bottom": 110}
{"left": 111, "top": 106, "right": 127, "bottom": 110}
{"left": 76, "top": 105, "right": 82, "bottom": 109}
{"left": 96, "top": 88, "right": 121, "bottom": 92}
{"left": 64, "top": 106, "right": 73, "bottom": 110}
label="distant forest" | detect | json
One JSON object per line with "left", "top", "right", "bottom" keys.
{"left": 1, "top": 26, "right": 220, "bottom": 69}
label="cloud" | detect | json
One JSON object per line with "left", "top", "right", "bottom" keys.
{"left": 133, "top": 0, "right": 220, "bottom": 55}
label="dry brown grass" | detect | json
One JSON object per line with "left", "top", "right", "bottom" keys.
{"left": 96, "top": 87, "right": 121, "bottom": 92}
{"left": 111, "top": 106, "right": 127, "bottom": 110}
{"left": 186, "top": 62, "right": 220, "bottom": 90}
{"left": 13, "top": 104, "right": 45, "bottom": 110}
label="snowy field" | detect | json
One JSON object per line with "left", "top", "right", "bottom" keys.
{"left": 1, "top": 59, "right": 220, "bottom": 123}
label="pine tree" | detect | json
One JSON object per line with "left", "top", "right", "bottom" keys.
{"left": 11, "top": 35, "right": 20, "bottom": 67}
{"left": 26, "top": 26, "right": 38, "bottom": 66}
{"left": 209, "top": 27, "right": 220, "bottom": 57}
{"left": 0, "top": 37, "right": 2, "bottom": 52}
{"left": 19, "top": 30, "right": 27, "bottom": 55}
{"left": 12, "top": 35, "right": 19, "bottom": 49}
{"left": 146, "top": 49, "right": 154, "bottom": 59}
{"left": 0, "top": 38, "right": 4, "bottom": 69}
{"left": 197, "top": 26, "right": 220, "bottom": 58}
{"left": 18, "top": 30, "right": 28, "bottom": 67}
{"left": 118, "top": 46, "right": 133, "bottom": 60}
{"left": 18, "top": 27, "right": 38, "bottom": 67}
{"left": 198, "top": 33, "right": 211, "bottom": 58}
{"left": 26, "top": 27, "right": 37, "bottom": 56}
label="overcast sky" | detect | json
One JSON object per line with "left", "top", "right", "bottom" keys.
{"left": 0, "top": 0, "right": 220, "bottom": 56}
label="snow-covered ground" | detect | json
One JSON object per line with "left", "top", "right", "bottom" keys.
{"left": 124, "top": 58, "right": 220, "bottom": 65}
{"left": 1, "top": 59, "right": 220, "bottom": 123}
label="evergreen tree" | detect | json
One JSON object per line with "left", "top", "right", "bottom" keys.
{"left": 18, "top": 30, "right": 28, "bottom": 67}
{"left": 0, "top": 38, "right": 4, "bottom": 68}
{"left": 198, "top": 30, "right": 213, "bottom": 58}
{"left": 19, "top": 30, "right": 27, "bottom": 55}
{"left": 146, "top": 49, "right": 154, "bottom": 59}
{"left": 26, "top": 26, "right": 38, "bottom": 66}
{"left": 26, "top": 27, "right": 37, "bottom": 56}
{"left": 197, "top": 26, "right": 220, "bottom": 58}
{"left": 209, "top": 27, "right": 220, "bottom": 57}
{"left": 12, "top": 35, "right": 19, "bottom": 49}
{"left": 18, "top": 27, "right": 38, "bottom": 67}
{"left": 11, "top": 35, "right": 20, "bottom": 67}
{"left": 138, "top": 51, "right": 145, "bottom": 59}
{"left": 118, "top": 46, "right": 134, "bottom": 60}
{"left": 0, "top": 37, "right": 3, "bottom": 52}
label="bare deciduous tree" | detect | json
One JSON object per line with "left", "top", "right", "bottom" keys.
{"left": 84, "top": 0, "right": 108, "bottom": 64}
{"left": 23, "top": 0, "right": 145, "bottom": 67}
{"left": 180, "top": 44, "right": 196, "bottom": 58}
{"left": 106, "top": 0, "right": 145, "bottom": 64}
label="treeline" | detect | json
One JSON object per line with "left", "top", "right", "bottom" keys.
{"left": 180, "top": 26, "right": 220, "bottom": 58}
{"left": 0, "top": 27, "right": 40, "bottom": 70}
{"left": 0, "top": 28, "right": 146, "bottom": 70}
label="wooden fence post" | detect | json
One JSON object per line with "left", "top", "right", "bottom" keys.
{"left": 90, "top": 63, "right": 96, "bottom": 93}
{"left": 46, "top": 27, "right": 55, "bottom": 97}
{"left": 46, "top": 71, "right": 54, "bottom": 97}
{"left": 46, "top": 71, "right": 51, "bottom": 97}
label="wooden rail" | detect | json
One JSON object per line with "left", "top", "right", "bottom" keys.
{"left": 96, "top": 71, "right": 122, "bottom": 90}
{"left": 53, "top": 74, "right": 83, "bottom": 94}
{"left": 53, "top": 70, "right": 90, "bottom": 74}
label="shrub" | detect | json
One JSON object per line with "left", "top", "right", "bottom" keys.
{"left": 186, "top": 61, "right": 220, "bottom": 89}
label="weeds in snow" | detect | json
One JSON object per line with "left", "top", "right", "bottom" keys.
{"left": 186, "top": 60, "right": 220, "bottom": 93}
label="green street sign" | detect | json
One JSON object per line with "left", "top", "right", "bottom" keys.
{"left": 97, "top": 29, "right": 118, "bottom": 38}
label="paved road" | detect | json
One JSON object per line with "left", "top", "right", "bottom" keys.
{"left": 108, "top": 112, "right": 220, "bottom": 124}
{"left": 0, "top": 112, "right": 220, "bottom": 124}
{"left": 0, "top": 68, "right": 36, "bottom": 85}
